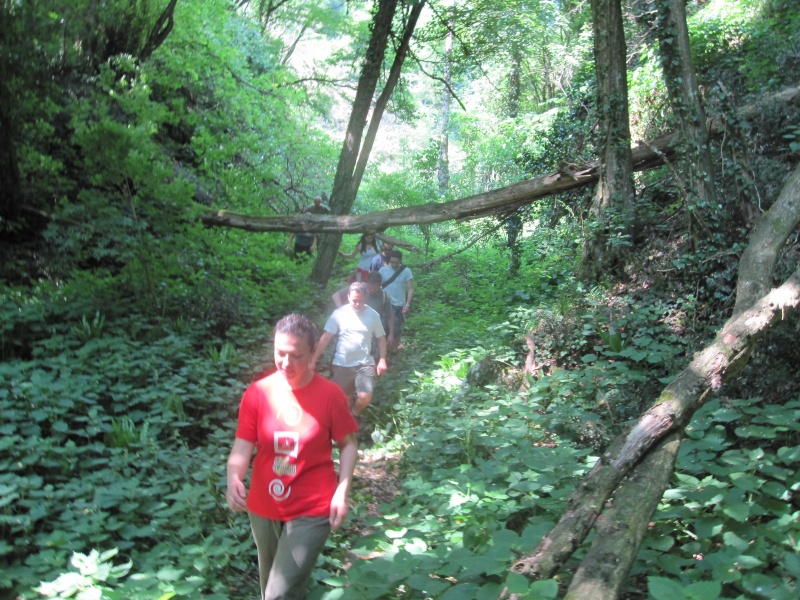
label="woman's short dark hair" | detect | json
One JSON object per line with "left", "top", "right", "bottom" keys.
{"left": 274, "top": 314, "right": 319, "bottom": 350}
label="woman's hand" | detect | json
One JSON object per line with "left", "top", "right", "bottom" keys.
{"left": 226, "top": 476, "right": 248, "bottom": 513}
{"left": 226, "top": 438, "right": 255, "bottom": 513}
{"left": 330, "top": 432, "right": 358, "bottom": 530}
{"left": 329, "top": 485, "right": 349, "bottom": 530}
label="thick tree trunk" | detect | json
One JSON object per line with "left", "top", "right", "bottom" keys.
{"left": 508, "top": 163, "right": 800, "bottom": 597}
{"left": 0, "top": 68, "right": 20, "bottom": 224}
{"left": 311, "top": 0, "right": 400, "bottom": 285}
{"left": 581, "top": 0, "right": 636, "bottom": 280}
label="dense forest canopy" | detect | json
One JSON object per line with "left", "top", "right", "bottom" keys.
{"left": 2, "top": 0, "right": 800, "bottom": 599}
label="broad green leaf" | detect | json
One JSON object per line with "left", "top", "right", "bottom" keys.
{"left": 528, "top": 578, "right": 559, "bottom": 598}
{"left": 734, "top": 554, "right": 765, "bottom": 569}
{"left": 734, "top": 425, "right": 776, "bottom": 439}
{"left": 405, "top": 573, "right": 450, "bottom": 594}
{"left": 684, "top": 580, "right": 721, "bottom": 600}
{"left": 722, "top": 501, "right": 750, "bottom": 521}
{"left": 503, "top": 572, "right": 530, "bottom": 594}
{"left": 438, "top": 583, "right": 480, "bottom": 599}
{"left": 156, "top": 566, "right": 184, "bottom": 581}
{"left": 648, "top": 576, "right": 687, "bottom": 600}
{"left": 646, "top": 535, "right": 675, "bottom": 551}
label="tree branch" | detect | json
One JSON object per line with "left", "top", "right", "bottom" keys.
{"left": 417, "top": 220, "right": 506, "bottom": 270}
{"left": 409, "top": 49, "right": 467, "bottom": 112}
{"left": 140, "top": 0, "right": 179, "bottom": 62}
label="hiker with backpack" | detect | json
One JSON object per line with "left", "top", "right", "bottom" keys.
{"left": 378, "top": 250, "right": 414, "bottom": 354}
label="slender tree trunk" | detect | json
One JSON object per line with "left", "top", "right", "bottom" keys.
{"left": 311, "top": 0, "right": 400, "bottom": 285}
{"left": 507, "top": 48, "right": 521, "bottom": 118}
{"left": 311, "top": 0, "right": 427, "bottom": 286}
{"left": 505, "top": 48, "right": 524, "bottom": 277}
{"left": 437, "top": 8, "right": 454, "bottom": 197}
{"left": 581, "top": 0, "right": 636, "bottom": 280}
{"left": 0, "top": 8, "right": 21, "bottom": 224}
{"left": 350, "top": 0, "right": 425, "bottom": 195}
{"left": 139, "top": 0, "right": 179, "bottom": 62}
{"left": 637, "top": 0, "right": 718, "bottom": 244}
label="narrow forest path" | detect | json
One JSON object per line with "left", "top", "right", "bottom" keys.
{"left": 349, "top": 451, "right": 403, "bottom": 546}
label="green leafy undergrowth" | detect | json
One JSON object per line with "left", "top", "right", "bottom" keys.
{"left": 322, "top": 372, "right": 595, "bottom": 598}
{"left": 637, "top": 396, "right": 800, "bottom": 600}
{"left": 0, "top": 305, "right": 263, "bottom": 598}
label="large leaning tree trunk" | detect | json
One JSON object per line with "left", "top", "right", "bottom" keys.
{"left": 506, "top": 162, "right": 800, "bottom": 599}
{"left": 580, "top": 0, "right": 636, "bottom": 281}
{"left": 202, "top": 84, "right": 799, "bottom": 234}
{"left": 311, "top": 0, "right": 425, "bottom": 285}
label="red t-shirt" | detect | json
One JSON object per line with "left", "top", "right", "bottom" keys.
{"left": 235, "top": 372, "right": 357, "bottom": 521}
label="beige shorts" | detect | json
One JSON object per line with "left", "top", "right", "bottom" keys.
{"left": 331, "top": 364, "right": 375, "bottom": 398}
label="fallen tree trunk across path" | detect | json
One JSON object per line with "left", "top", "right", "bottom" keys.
{"left": 201, "top": 84, "right": 799, "bottom": 235}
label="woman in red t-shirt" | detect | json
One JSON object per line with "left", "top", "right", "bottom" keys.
{"left": 226, "top": 314, "right": 358, "bottom": 599}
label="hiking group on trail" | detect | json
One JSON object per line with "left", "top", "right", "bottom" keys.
{"left": 226, "top": 234, "right": 415, "bottom": 599}
{"left": 320, "top": 248, "right": 415, "bottom": 413}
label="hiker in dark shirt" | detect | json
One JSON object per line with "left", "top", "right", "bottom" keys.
{"left": 304, "top": 196, "right": 330, "bottom": 214}
{"left": 286, "top": 231, "right": 317, "bottom": 259}
{"left": 370, "top": 241, "right": 393, "bottom": 272}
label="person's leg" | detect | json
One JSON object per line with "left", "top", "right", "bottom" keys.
{"left": 293, "top": 244, "right": 312, "bottom": 261}
{"left": 331, "top": 365, "right": 356, "bottom": 398}
{"left": 352, "top": 364, "right": 375, "bottom": 415}
{"left": 390, "top": 306, "right": 405, "bottom": 353}
{"left": 263, "top": 516, "right": 331, "bottom": 600}
{"left": 249, "top": 513, "right": 282, "bottom": 600}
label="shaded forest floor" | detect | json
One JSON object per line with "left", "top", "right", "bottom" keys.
{"left": 349, "top": 451, "right": 403, "bottom": 546}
